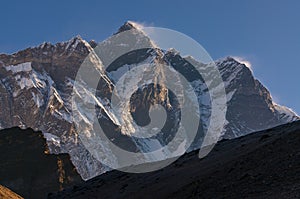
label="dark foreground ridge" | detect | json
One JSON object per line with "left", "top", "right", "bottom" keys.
{"left": 0, "top": 127, "right": 83, "bottom": 199}
{"left": 49, "top": 121, "right": 300, "bottom": 199}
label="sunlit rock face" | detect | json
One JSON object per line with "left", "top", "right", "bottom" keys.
{"left": 0, "top": 22, "right": 298, "bottom": 180}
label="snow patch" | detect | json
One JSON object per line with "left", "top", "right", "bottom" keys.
{"left": 31, "top": 72, "right": 47, "bottom": 89}
{"left": 14, "top": 75, "right": 34, "bottom": 89}
{"left": 31, "top": 92, "right": 44, "bottom": 108}
{"left": 43, "top": 133, "right": 61, "bottom": 147}
{"left": 226, "top": 89, "right": 237, "bottom": 102}
{"left": 274, "top": 103, "right": 299, "bottom": 121}
{"left": 5, "top": 62, "right": 32, "bottom": 73}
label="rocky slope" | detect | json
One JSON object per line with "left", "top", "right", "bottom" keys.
{"left": 48, "top": 121, "right": 300, "bottom": 199}
{"left": 0, "top": 127, "right": 82, "bottom": 199}
{"left": 0, "top": 21, "right": 298, "bottom": 180}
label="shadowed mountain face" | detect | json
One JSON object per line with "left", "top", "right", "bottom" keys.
{"left": 0, "top": 22, "right": 298, "bottom": 180}
{"left": 48, "top": 121, "right": 300, "bottom": 199}
{"left": 0, "top": 127, "right": 82, "bottom": 199}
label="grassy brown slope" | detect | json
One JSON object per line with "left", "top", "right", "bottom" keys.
{"left": 0, "top": 185, "right": 23, "bottom": 199}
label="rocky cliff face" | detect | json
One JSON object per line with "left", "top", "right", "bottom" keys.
{"left": 215, "top": 57, "right": 298, "bottom": 138}
{"left": 0, "top": 127, "right": 82, "bottom": 199}
{"left": 0, "top": 22, "right": 298, "bottom": 180}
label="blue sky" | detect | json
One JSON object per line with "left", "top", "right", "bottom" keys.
{"left": 0, "top": 0, "right": 299, "bottom": 113}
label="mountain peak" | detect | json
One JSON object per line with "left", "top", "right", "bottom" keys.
{"left": 69, "top": 35, "right": 85, "bottom": 43}
{"left": 65, "top": 35, "right": 84, "bottom": 45}
{"left": 116, "top": 21, "right": 143, "bottom": 34}
{"left": 216, "top": 56, "right": 254, "bottom": 72}
{"left": 58, "top": 35, "right": 93, "bottom": 54}
{"left": 215, "top": 56, "right": 252, "bottom": 73}
{"left": 216, "top": 56, "right": 239, "bottom": 63}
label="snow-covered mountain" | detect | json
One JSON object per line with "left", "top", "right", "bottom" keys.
{"left": 0, "top": 22, "right": 298, "bottom": 180}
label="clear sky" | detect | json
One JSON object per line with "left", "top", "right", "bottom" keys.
{"left": 0, "top": 0, "right": 299, "bottom": 114}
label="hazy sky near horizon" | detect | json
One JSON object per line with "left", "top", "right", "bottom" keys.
{"left": 0, "top": 0, "right": 299, "bottom": 113}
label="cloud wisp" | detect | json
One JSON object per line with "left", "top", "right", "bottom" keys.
{"left": 232, "top": 56, "right": 252, "bottom": 71}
